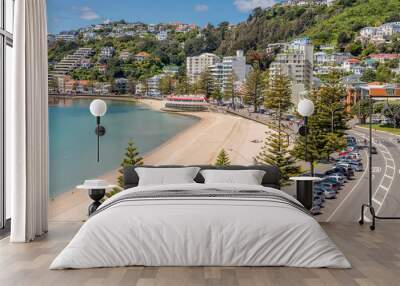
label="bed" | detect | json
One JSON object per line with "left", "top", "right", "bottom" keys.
{"left": 50, "top": 165, "right": 351, "bottom": 269}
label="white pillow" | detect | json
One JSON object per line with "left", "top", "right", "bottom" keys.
{"left": 200, "top": 169, "right": 266, "bottom": 185}
{"left": 135, "top": 167, "right": 200, "bottom": 186}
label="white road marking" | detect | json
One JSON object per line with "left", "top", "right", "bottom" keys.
{"left": 350, "top": 130, "right": 396, "bottom": 220}
{"left": 326, "top": 148, "right": 369, "bottom": 222}
{"left": 373, "top": 198, "right": 382, "bottom": 206}
{"left": 380, "top": 185, "right": 389, "bottom": 191}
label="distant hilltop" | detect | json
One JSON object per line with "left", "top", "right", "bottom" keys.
{"left": 49, "top": 0, "right": 400, "bottom": 51}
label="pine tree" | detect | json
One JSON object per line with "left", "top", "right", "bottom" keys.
{"left": 215, "top": 149, "right": 231, "bottom": 166}
{"left": 199, "top": 68, "right": 215, "bottom": 99}
{"left": 176, "top": 75, "right": 191, "bottom": 95}
{"left": 211, "top": 86, "right": 223, "bottom": 102}
{"left": 292, "top": 73, "right": 348, "bottom": 173}
{"left": 240, "top": 68, "right": 265, "bottom": 113}
{"left": 117, "top": 140, "right": 144, "bottom": 188}
{"left": 258, "top": 74, "right": 300, "bottom": 185}
{"left": 158, "top": 74, "right": 175, "bottom": 95}
{"left": 223, "top": 72, "right": 237, "bottom": 110}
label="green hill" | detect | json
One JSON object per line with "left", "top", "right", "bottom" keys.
{"left": 306, "top": 0, "right": 400, "bottom": 45}
{"left": 217, "top": 0, "right": 400, "bottom": 53}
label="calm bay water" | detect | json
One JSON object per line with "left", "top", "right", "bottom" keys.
{"left": 49, "top": 99, "right": 198, "bottom": 198}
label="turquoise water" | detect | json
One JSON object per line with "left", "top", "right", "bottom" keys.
{"left": 49, "top": 99, "right": 198, "bottom": 198}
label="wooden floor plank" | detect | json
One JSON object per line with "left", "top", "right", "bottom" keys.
{"left": 1, "top": 222, "right": 400, "bottom": 286}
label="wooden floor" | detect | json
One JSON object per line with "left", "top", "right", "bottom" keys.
{"left": 0, "top": 222, "right": 399, "bottom": 286}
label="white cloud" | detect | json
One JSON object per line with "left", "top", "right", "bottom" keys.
{"left": 234, "top": 0, "right": 276, "bottom": 12}
{"left": 194, "top": 4, "right": 209, "bottom": 12}
{"left": 78, "top": 6, "right": 100, "bottom": 20}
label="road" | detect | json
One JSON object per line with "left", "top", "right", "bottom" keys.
{"left": 315, "top": 126, "right": 400, "bottom": 222}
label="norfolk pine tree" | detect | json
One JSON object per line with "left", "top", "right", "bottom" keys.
{"left": 223, "top": 71, "right": 237, "bottom": 110}
{"left": 241, "top": 68, "right": 265, "bottom": 113}
{"left": 257, "top": 74, "right": 300, "bottom": 185}
{"left": 215, "top": 149, "right": 231, "bottom": 166}
{"left": 117, "top": 140, "right": 144, "bottom": 188}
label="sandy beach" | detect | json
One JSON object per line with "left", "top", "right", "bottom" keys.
{"left": 49, "top": 98, "right": 270, "bottom": 221}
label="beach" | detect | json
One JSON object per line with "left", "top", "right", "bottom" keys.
{"left": 49, "top": 98, "right": 270, "bottom": 221}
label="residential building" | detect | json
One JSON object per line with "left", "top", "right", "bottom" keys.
{"left": 269, "top": 38, "right": 314, "bottom": 104}
{"left": 368, "top": 53, "right": 400, "bottom": 64}
{"left": 186, "top": 53, "right": 220, "bottom": 82}
{"left": 359, "top": 22, "right": 400, "bottom": 44}
{"left": 156, "top": 30, "right": 168, "bottom": 41}
{"left": 163, "top": 65, "right": 180, "bottom": 75}
{"left": 134, "top": 51, "right": 150, "bottom": 62}
{"left": 148, "top": 24, "right": 156, "bottom": 33}
{"left": 360, "top": 82, "right": 400, "bottom": 99}
{"left": 97, "top": 64, "right": 107, "bottom": 74}
{"left": 147, "top": 75, "right": 162, "bottom": 96}
{"left": 114, "top": 78, "right": 128, "bottom": 94}
{"left": 82, "top": 32, "right": 96, "bottom": 41}
{"left": 55, "top": 33, "right": 76, "bottom": 41}
{"left": 209, "top": 50, "right": 251, "bottom": 93}
{"left": 119, "top": 50, "right": 132, "bottom": 61}
{"left": 314, "top": 51, "right": 328, "bottom": 65}
{"left": 80, "top": 59, "right": 92, "bottom": 69}
{"left": 100, "top": 46, "right": 115, "bottom": 59}
{"left": 342, "top": 58, "right": 362, "bottom": 73}
{"left": 49, "top": 47, "right": 94, "bottom": 82}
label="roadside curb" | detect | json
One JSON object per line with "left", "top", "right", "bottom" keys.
{"left": 356, "top": 126, "right": 400, "bottom": 139}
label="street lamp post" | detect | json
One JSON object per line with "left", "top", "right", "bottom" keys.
{"left": 290, "top": 98, "right": 316, "bottom": 210}
{"left": 297, "top": 99, "right": 315, "bottom": 174}
{"left": 89, "top": 99, "right": 107, "bottom": 162}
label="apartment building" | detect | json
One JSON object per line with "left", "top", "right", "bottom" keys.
{"left": 209, "top": 50, "right": 251, "bottom": 93}
{"left": 119, "top": 50, "right": 132, "bottom": 61}
{"left": 157, "top": 30, "right": 168, "bottom": 41}
{"left": 49, "top": 48, "right": 94, "bottom": 87}
{"left": 269, "top": 38, "right": 314, "bottom": 104}
{"left": 100, "top": 46, "right": 115, "bottom": 59}
{"left": 359, "top": 22, "right": 400, "bottom": 44}
{"left": 147, "top": 75, "right": 162, "bottom": 96}
{"left": 55, "top": 33, "right": 76, "bottom": 41}
{"left": 186, "top": 53, "right": 220, "bottom": 82}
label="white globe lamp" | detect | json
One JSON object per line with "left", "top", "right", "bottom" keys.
{"left": 297, "top": 99, "right": 315, "bottom": 117}
{"left": 90, "top": 99, "right": 107, "bottom": 117}
{"left": 89, "top": 99, "right": 108, "bottom": 162}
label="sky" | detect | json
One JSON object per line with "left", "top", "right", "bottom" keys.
{"left": 47, "top": 0, "right": 280, "bottom": 34}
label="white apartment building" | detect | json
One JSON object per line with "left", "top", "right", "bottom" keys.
{"left": 101, "top": 46, "right": 115, "bottom": 59}
{"left": 156, "top": 30, "right": 168, "bottom": 41}
{"left": 55, "top": 33, "right": 76, "bottom": 41}
{"left": 147, "top": 75, "right": 162, "bottom": 96}
{"left": 269, "top": 38, "right": 314, "bottom": 105}
{"left": 119, "top": 50, "right": 132, "bottom": 61}
{"left": 359, "top": 22, "right": 400, "bottom": 44}
{"left": 209, "top": 50, "right": 251, "bottom": 93}
{"left": 186, "top": 53, "right": 220, "bottom": 82}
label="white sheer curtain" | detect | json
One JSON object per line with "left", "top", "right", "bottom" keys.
{"left": 8, "top": 0, "right": 49, "bottom": 242}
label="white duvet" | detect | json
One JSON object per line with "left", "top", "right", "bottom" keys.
{"left": 50, "top": 183, "right": 351, "bottom": 269}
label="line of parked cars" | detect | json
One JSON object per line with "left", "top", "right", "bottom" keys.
{"left": 309, "top": 136, "right": 365, "bottom": 215}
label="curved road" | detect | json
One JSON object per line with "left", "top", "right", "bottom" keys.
{"left": 317, "top": 126, "right": 400, "bottom": 222}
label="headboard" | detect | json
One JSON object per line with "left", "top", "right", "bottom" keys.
{"left": 123, "top": 165, "right": 281, "bottom": 190}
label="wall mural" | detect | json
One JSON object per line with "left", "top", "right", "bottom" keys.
{"left": 47, "top": 0, "right": 400, "bottom": 223}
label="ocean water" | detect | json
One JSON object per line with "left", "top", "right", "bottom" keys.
{"left": 49, "top": 99, "right": 199, "bottom": 198}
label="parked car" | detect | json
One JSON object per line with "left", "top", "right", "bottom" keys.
{"left": 325, "top": 167, "right": 353, "bottom": 179}
{"left": 315, "top": 181, "right": 339, "bottom": 192}
{"left": 338, "top": 160, "right": 363, "bottom": 171}
{"left": 336, "top": 162, "right": 357, "bottom": 172}
{"left": 323, "top": 190, "right": 337, "bottom": 199}
{"left": 324, "top": 175, "right": 346, "bottom": 184}
{"left": 322, "top": 176, "right": 344, "bottom": 187}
